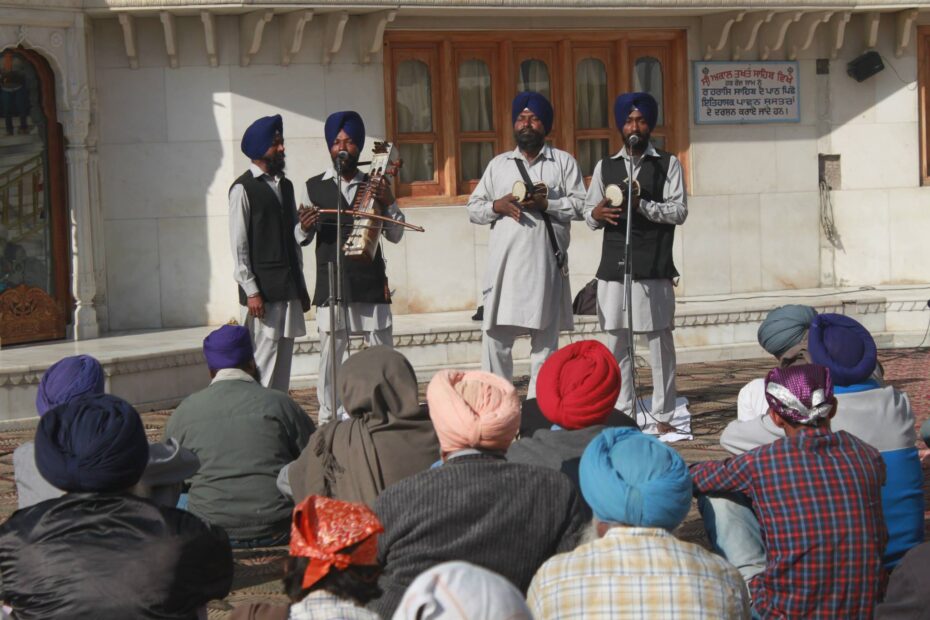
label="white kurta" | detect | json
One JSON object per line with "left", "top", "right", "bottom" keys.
{"left": 467, "top": 145, "right": 585, "bottom": 333}
{"left": 583, "top": 144, "right": 687, "bottom": 333}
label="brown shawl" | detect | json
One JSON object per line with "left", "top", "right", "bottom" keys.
{"left": 289, "top": 346, "right": 439, "bottom": 507}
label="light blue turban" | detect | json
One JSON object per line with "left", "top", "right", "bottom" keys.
{"left": 579, "top": 427, "right": 692, "bottom": 531}
{"left": 757, "top": 304, "right": 818, "bottom": 358}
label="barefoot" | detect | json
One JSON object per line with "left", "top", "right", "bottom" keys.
{"left": 656, "top": 421, "right": 676, "bottom": 435}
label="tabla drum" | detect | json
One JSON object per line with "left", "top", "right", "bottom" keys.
{"left": 604, "top": 180, "right": 640, "bottom": 207}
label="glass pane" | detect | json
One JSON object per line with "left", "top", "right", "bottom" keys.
{"left": 633, "top": 56, "right": 664, "bottom": 126}
{"left": 576, "top": 58, "right": 608, "bottom": 129}
{"left": 458, "top": 60, "right": 493, "bottom": 132}
{"left": 518, "top": 59, "right": 550, "bottom": 100}
{"left": 650, "top": 135, "right": 666, "bottom": 151}
{"left": 396, "top": 60, "right": 432, "bottom": 133}
{"left": 398, "top": 143, "right": 434, "bottom": 183}
{"left": 0, "top": 49, "right": 51, "bottom": 296}
{"left": 460, "top": 142, "right": 494, "bottom": 181}
{"left": 577, "top": 139, "right": 610, "bottom": 178}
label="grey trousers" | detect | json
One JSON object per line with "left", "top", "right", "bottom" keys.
{"left": 317, "top": 325, "right": 393, "bottom": 424}
{"left": 481, "top": 322, "right": 560, "bottom": 398}
{"left": 607, "top": 327, "right": 676, "bottom": 421}
{"left": 253, "top": 333, "right": 294, "bottom": 393}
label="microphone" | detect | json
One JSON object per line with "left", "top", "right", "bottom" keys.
{"left": 337, "top": 150, "right": 349, "bottom": 161}
{"left": 626, "top": 134, "right": 641, "bottom": 147}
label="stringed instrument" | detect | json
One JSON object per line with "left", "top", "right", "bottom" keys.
{"left": 342, "top": 141, "right": 403, "bottom": 262}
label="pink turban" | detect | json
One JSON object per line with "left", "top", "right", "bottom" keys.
{"left": 427, "top": 370, "right": 521, "bottom": 454}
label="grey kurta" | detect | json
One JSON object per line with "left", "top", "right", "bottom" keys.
{"left": 467, "top": 146, "right": 585, "bottom": 332}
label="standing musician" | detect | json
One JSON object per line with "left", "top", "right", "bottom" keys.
{"left": 230, "top": 114, "right": 311, "bottom": 392}
{"left": 584, "top": 92, "right": 687, "bottom": 433}
{"left": 298, "top": 111, "right": 406, "bottom": 424}
{"left": 467, "top": 92, "right": 586, "bottom": 397}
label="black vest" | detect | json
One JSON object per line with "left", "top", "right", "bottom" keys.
{"left": 231, "top": 171, "right": 310, "bottom": 306}
{"left": 306, "top": 174, "right": 390, "bottom": 306}
{"left": 595, "top": 150, "right": 679, "bottom": 281}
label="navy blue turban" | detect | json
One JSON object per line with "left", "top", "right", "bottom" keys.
{"left": 203, "top": 324, "right": 253, "bottom": 371}
{"left": 241, "top": 114, "right": 283, "bottom": 160}
{"left": 35, "top": 394, "right": 149, "bottom": 493}
{"left": 614, "top": 92, "right": 659, "bottom": 131}
{"left": 512, "top": 92, "right": 553, "bottom": 136}
{"left": 324, "top": 111, "right": 366, "bottom": 153}
{"left": 757, "top": 304, "right": 818, "bottom": 359}
{"left": 580, "top": 427, "right": 691, "bottom": 531}
{"left": 808, "top": 313, "right": 877, "bottom": 387}
{"left": 35, "top": 355, "right": 105, "bottom": 416}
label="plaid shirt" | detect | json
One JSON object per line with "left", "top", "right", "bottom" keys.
{"left": 527, "top": 527, "right": 750, "bottom": 619}
{"left": 691, "top": 428, "right": 887, "bottom": 619}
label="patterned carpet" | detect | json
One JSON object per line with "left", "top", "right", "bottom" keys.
{"left": 1, "top": 349, "right": 927, "bottom": 617}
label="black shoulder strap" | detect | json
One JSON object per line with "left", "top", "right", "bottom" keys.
{"left": 513, "top": 158, "right": 565, "bottom": 269}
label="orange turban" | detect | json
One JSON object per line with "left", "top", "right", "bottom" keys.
{"left": 426, "top": 370, "right": 520, "bottom": 454}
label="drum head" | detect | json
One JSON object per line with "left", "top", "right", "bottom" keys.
{"left": 512, "top": 180, "right": 528, "bottom": 202}
{"left": 605, "top": 183, "right": 624, "bottom": 207}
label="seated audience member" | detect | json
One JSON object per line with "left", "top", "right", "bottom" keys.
{"left": 279, "top": 347, "right": 439, "bottom": 507}
{"left": 874, "top": 541, "right": 930, "bottom": 619}
{"left": 692, "top": 364, "right": 887, "bottom": 619}
{"left": 508, "top": 340, "right": 635, "bottom": 502}
{"left": 718, "top": 313, "right": 922, "bottom": 570}
{"left": 0, "top": 394, "right": 233, "bottom": 619}
{"left": 370, "top": 370, "right": 586, "bottom": 618}
{"left": 165, "top": 324, "right": 315, "bottom": 547}
{"left": 528, "top": 426, "right": 749, "bottom": 619}
{"left": 392, "top": 561, "right": 533, "bottom": 620}
{"left": 130, "top": 438, "right": 201, "bottom": 508}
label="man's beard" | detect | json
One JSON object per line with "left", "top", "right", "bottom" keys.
{"left": 515, "top": 128, "right": 545, "bottom": 154}
{"left": 622, "top": 130, "right": 649, "bottom": 150}
{"left": 263, "top": 152, "right": 286, "bottom": 177}
{"left": 334, "top": 151, "right": 360, "bottom": 175}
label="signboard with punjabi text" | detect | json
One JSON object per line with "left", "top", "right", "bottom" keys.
{"left": 694, "top": 61, "right": 800, "bottom": 124}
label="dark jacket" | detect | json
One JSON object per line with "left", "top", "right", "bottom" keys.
{"left": 0, "top": 493, "right": 233, "bottom": 619}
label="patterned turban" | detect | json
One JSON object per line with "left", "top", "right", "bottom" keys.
{"left": 427, "top": 370, "right": 521, "bottom": 454}
{"left": 764, "top": 364, "right": 836, "bottom": 426}
{"left": 536, "top": 340, "right": 620, "bottom": 430}
{"left": 808, "top": 313, "right": 877, "bottom": 387}
{"left": 614, "top": 92, "right": 659, "bottom": 131}
{"left": 241, "top": 114, "right": 283, "bottom": 160}
{"left": 512, "top": 91, "right": 554, "bottom": 135}
{"left": 757, "top": 304, "right": 818, "bottom": 359}
{"left": 290, "top": 495, "right": 383, "bottom": 589}
{"left": 203, "top": 324, "right": 253, "bottom": 371}
{"left": 36, "top": 355, "right": 105, "bottom": 416}
{"left": 324, "top": 111, "right": 366, "bottom": 153}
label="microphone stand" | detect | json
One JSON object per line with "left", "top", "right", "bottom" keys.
{"left": 326, "top": 155, "right": 346, "bottom": 422}
{"left": 623, "top": 137, "right": 640, "bottom": 426}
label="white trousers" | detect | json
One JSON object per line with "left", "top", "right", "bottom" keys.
{"left": 253, "top": 333, "right": 295, "bottom": 393}
{"left": 481, "top": 322, "right": 560, "bottom": 398}
{"left": 607, "top": 327, "right": 676, "bottom": 422}
{"left": 317, "top": 325, "right": 393, "bottom": 424}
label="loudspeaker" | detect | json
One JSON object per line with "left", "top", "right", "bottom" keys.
{"left": 847, "top": 51, "right": 884, "bottom": 82}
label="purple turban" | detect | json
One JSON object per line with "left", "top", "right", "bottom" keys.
{"left": 36, "top": 355, "right": 105, "bottom": 416}
{"left": 808, "top": 313, "right": 877, "bottom": 386}
{"left": 241, "top": 115, "right": 283, "bottom": 160}
{"left": 34, "top": 394, "right": 149, "bottom": 493}
{"left": 512, "top": 92, "right": 553, "bottom": 135}
{"left": 324, "top": 111, "right": 366, "bottom": 153}
{"left": 203, "top": 324, "right": 253, "bottom": 371}
{"left": 614, "top": 92, "right": 659, "bottom": 131}
{"left": 764, "top": 364, "right": 836, "bottom": 426}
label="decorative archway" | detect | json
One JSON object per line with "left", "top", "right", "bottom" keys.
{"left": 0, "top": 46, "right": 69, "bottom": 345}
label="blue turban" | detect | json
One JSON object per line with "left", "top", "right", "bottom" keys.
{"left": 512, "top": 92, "right": 553, "bottom": 136}
{"left": 241, "top": 114, "right": 283, "bottom": 160}
{"left": 757, "top": 304, "right": 818, "bottom": 358}
{"left": 35, "top": 394, "right": 149, "bottom": 493}
{"left": 203, "top": 324, "right": 253, "bottom": 371}
{"left": 579, "top": 427, "right": 691, "bottom": 531}
{"left": 324, "top": 111, "right": 366, "bottom": 153}
{"left": 614, "top": 92, "right": 659, "bottom": 131}
{"left": 808, "top": 313, "right": 877, "bottom": 387}
{"left": 35, "top": 355, "right": 105, "bottom": 416}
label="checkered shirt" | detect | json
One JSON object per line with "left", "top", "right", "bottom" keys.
{"left": 288, "top": 590, "right": 381, "bottom": 620}
{"left": 691, "top": 428, "right": 887, "bottom": 619}
{"left": 527, "top": 527, "right": 750, "bottom": 619}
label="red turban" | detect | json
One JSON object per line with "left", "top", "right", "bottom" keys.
{"left": 536, "top": 340, "right": 620, "bottom": 430}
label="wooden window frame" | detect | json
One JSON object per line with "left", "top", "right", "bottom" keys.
{"left": 384, "top": 30, "right": 689, "bottom": 206}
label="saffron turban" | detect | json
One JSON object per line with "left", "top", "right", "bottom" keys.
{"left": 241, "top": 114, "right": 283, "bottom": 160}
{"left": 203, "top": 324, "right": 253, "bottom": 371}
{"left": 757, "top": 304, "right": 818, "bottom": 359}
{"left": 35, "top": 355, "right": 105, "bottom": 415}
{"left": 764, "top": 364, "right": 836, "bottom": 425}
{"left": 512, "top": 91, "right": 554, "bottom": 135}
{"left": 579, "top": 427, "right": 691, "bottom": 531}
{"left": 614, "top": 92, "right": 659, "bottom": 131}
{"left": 392, "top": 561, "right": 533, "bottom": 620}
{"left": 808, "top": 313, "right": 878, "bottom": 387}
{"left": 324, "top": 111, "right": 366, "bottom": 153}
{"left": 35, "top": 394, "right": 149, "bottom": 493}
{"left": 427, "top": 370, "right": 520, "bottom": 454}
{"left": 536, "top": 340, "right": 620, "bottom": 430}
{"left": 290, "top": 495, "right": 383, "bottom": 589}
